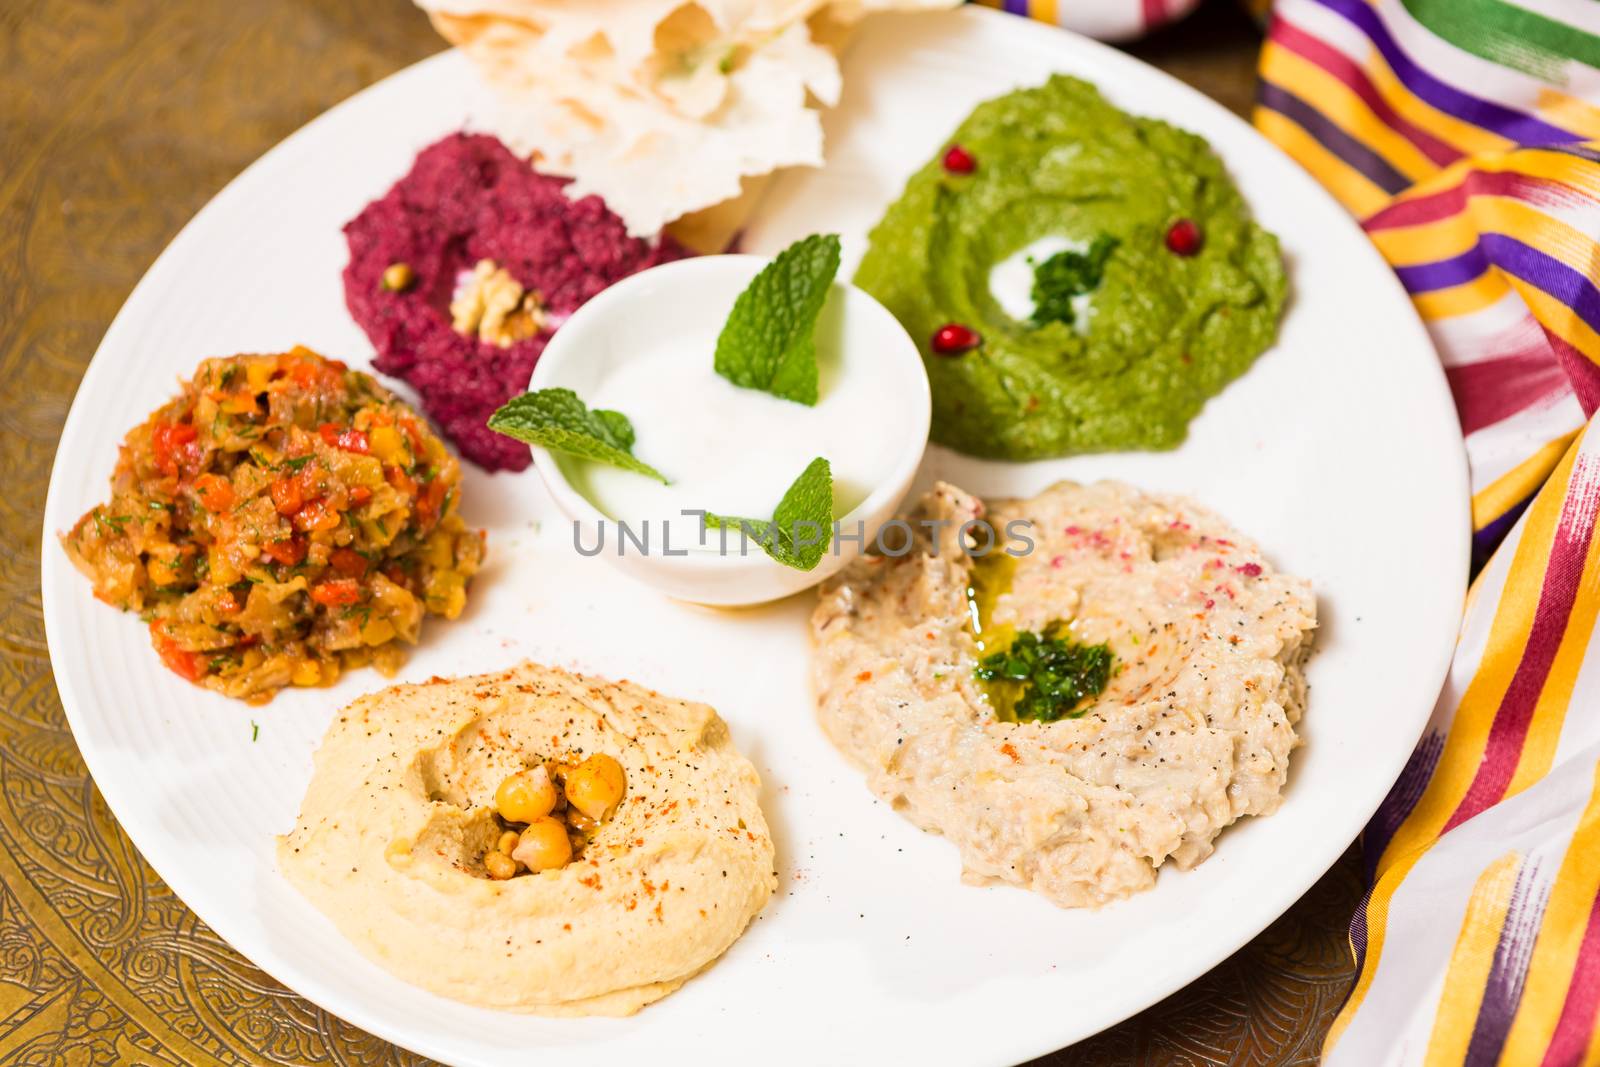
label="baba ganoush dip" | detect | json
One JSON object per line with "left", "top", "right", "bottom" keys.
{"left": 855, "top": 76, "right": 1286, "bottom": 461}
{"left": 278, "top": 663, "right": 775, "bottom": 1015}
{"left": 811, "top": 481, "right": 1316, "bottom": 907}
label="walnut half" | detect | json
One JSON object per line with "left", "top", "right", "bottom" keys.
{"left": 449, "top": 259, "right": 546, "bottom": 347}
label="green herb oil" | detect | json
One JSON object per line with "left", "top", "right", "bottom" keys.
{"left": 964, "top": 552, "right": 1113, "bottom": 722}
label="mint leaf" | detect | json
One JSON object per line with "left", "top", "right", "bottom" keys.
{"left": 1030, "top": 235, "right": 1118, "bottom": 327}
{"left": 487, "top": 388, "right": 667, "bottom": 483}
{"left": 705, "top": 457, "right": 832, "bottom": 570}
{"left": 714, "top": 233, "right": 841, "bottom": 406}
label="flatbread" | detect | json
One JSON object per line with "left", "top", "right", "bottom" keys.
{"left": 419, "top": 0, "right": 959, "bottom": 238}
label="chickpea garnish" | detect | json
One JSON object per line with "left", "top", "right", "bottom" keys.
{"left": 483, "top": 850, "right": 518, "bottom": 881}
{"left": 495, "top": 765, "right": 557, "bottom": 824}
{"left": 512, "top": 816, "right": 573, "bottom": 872}
{"left": 565, "top": 753, "right": 626, "bottom": 821}
{"left": 482, "top": 753, "right": 624, "bottom": 878}
{"left": 381, "top": 262, "right": 415, "bottom": 293}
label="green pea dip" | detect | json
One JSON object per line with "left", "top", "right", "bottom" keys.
{"left": 854, "top": 75, "right": 1287, "bottom": 460}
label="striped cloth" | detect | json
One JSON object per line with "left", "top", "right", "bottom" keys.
{"left": 1259, "top": 0, "right": 1600, "bottom": 568}
{"left": 996, "top": 1, "right": 1600, "bottom": 1062}
{"left": 1253, "top": 3, "right": 1600, "bottom": 1063}
{"left": 1332, "top": 422, "right": 1600, "bottom": 1063}
{"left": 975, "top": 0, "right": 1201, "bottom": 42}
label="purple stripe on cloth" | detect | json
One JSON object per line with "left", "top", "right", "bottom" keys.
{"left": 1258, "top": 79, "right": 1410, "bottom": 193}
{"left": 1464, "top": 858, "right": 1549, "bottom": 1067}
{"left": 1484, "top": 233, "right": 1600, "bottom": 348}
{"left": 1364, "top": 730, "right": 1446, "bottom": 883}
{"left": 1311, "top": 0, "right": 1581, "bottom": 145}
{"left": 1473, "top": 489, "right": 1537, "bottom": 572}
{"left": 1002, "top": 0, "right": 1029, "bottom": 14}
{"left": 1394, "top": 243, "right": 1490, "bottom": 293}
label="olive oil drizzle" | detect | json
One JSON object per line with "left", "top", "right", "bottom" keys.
{"left": 964, "top": 550, "right": 1114, "bottom": 723}
{"left": 965, "top": 552, "right": 1021, "bottom": 720}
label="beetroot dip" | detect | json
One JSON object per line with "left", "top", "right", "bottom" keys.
{"left": 342, "top": 133, "right": 690, "bottom": 472}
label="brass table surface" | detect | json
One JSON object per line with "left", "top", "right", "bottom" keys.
{"left": 0, "top": 1, "right": 1360, "bottom": 1063}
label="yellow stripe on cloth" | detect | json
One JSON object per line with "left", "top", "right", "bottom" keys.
{"left": 1424, "top": 852, "right": 1524, "bottom": 1067}
{"left": 1473, "top": 432, "right": 1582, "bottom": 532}
{"left": 1537, "top": 89, "right": 1600, "bottom": 142}
{"left": 1369, "top": 212, "right": 1482, "bottom": 266}
{"left": 1415, "top": 272, "right": 1513, "bottom": 321}
{"left": 1500, "top": 766, "right": 1600, "bottom": 1064}
{"left": 1474, "top": 196, "right": 1600, "bottom": 287}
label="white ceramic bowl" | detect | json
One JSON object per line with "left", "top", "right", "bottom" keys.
{"left": 527, "top": 254, "right": 931, "bottom": 606}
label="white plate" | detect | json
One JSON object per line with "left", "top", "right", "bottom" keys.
{"left": 41, "top": 8, "right": 1468, "bottom": 1066}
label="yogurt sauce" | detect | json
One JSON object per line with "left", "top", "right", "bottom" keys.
{"left": 560, "top": 306, "right": 905, "bottom": 552}
{"left": 988, "top": 235, "right": 1095, "bottom": 328}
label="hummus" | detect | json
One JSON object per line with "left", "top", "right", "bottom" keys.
{"left": 811, "top": 481, "right": 1315, "bottom": 907}
{"left": 278, "top": 663, "right": 775, "bottom": 1014}
{"left": 855, "top": 76, "right": 1287, "bottom": 461}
